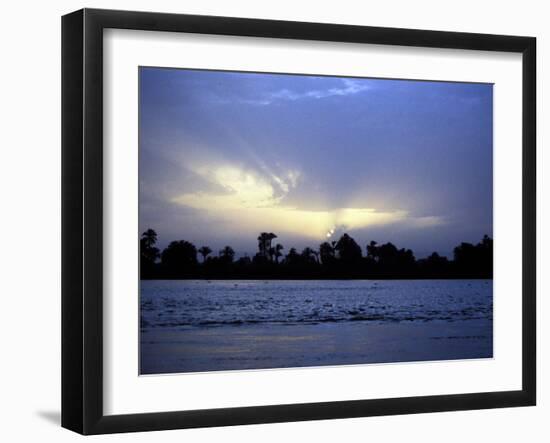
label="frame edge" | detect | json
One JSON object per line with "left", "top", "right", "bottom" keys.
{"left": 521, "top": 36, "right": 537, "bottom": 406}
{"left": 61, "top": 8, "right": 85, "bottom": 435}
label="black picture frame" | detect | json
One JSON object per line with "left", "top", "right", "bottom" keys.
{"left": 62, "top": 8, "right": 536, "bottom": 435}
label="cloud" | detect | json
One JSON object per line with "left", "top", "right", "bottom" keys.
{"left": 170, "top": 163, "right": 444, "bottom": 240}
{"left": 234, "top": 79, "right": 371, "bottom": 106}
{"left": 271, "top": 79, "right": 370, "bottom": 101}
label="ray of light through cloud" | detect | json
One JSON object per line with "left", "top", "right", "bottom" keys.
{"left": 170, "top": 162, "right": 442, "bottom": 240}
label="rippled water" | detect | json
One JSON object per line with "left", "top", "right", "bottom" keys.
{"left": 140, "top": 279, "right": 492, "bottom": 329}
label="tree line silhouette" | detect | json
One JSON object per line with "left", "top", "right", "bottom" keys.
{"left": 140, "top": 229, "right": 493, "bottom": 280}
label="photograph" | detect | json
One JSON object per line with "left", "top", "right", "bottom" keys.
{"left": 138, "top": 67, "right": 494, "bottom": 375}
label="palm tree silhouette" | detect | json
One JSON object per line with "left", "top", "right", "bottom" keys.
{"left": 141, "top": 228, "right": 493, "bottom": 280}
{"left": 141, "top": 228, "right": 157, "bottom": 249}
{"left": 257, "top": 233, "right": 267, "bottom": 256}
{"left": 319, "top": 241, "right": 335, "bottom": 264}
{"left": 198, "top": 246, "right": 212, "bottom": 263}
{"left": 219, "top": 246, "right": 235, "bottom": 262}
{"left": 257, "top": 232, "right": 278, "bottom": 259}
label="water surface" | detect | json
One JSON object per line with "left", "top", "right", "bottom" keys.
{"left": 140, "top": 279, "right": 492, "bottom": 374}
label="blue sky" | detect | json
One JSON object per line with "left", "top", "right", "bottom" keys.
{"left": 139, "top": 67, "right": 493, "bottom": 259}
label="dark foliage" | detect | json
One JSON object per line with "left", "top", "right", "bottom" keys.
{"left": 140, "top": 229, "right": 493, "bottom": 280}
{"left": 160, "top": 240, "right": 198, "bottom": 278}
{"left": 452, "top": 234, "right": 493, "bottom": 278}
{"left": 140, "top": 229, "right": 160, "bottom": 279}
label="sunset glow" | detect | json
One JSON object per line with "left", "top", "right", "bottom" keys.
{"left": 139, "top": 68, "right": 492, "bottom": 257}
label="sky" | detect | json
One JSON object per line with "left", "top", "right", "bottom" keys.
{"left": 139, "top": 67, "right": 493, "bottom": 259}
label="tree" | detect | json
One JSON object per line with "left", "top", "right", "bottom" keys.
{"left": 257, "top": 232, "right": 277, "bottom": 259}
{"left": 301, "top": 247, "right": 317, "bottom": 265}
{"left": 140, "top": 229, "right": 160, "bottom": 278}
{"left": 334, "top": 233, "right": 362, "bottom": 264}
{"left": 478, "top": 235, "right": 493, "bottom": 275}
{"left": 257, "top": 233, "right": 268, "bottom": 257}
{"left": 198, "top": 246, "right": 212, "bottom": 263}
{"left": 426, "top": 252, "right": 447, "bottom": 266}
{"left": 219, "top": 245, "right": 235, "bottom": 263}
{"left": 141, "top": 228, "right": 157, "bottom": 249}
{"left": 453, "top": 235, "right": 493, "bottom": 277}
{"left": 161, "top": 240, "right": 197, "bottom": 277}
{"left": 453, "top": 242, "right": 476, "bottom": 263}
{"left": 319, "top": 241, "right": 335, "bottom": 265}
{"left": 366, "top": 241, "right": 378, "bottom": 261}
{"left": 235, "top": 255, "right": 252, "bottom": 267}
{"left": 418, "top": 251, "right": 450, "bottom": 277}
{"left": 284, "top": 247, "right": 300, "bottom": 266}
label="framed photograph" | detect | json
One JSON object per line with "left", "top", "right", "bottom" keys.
{"left": 62, "top": 8, "right": 536, "bottom": 434}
